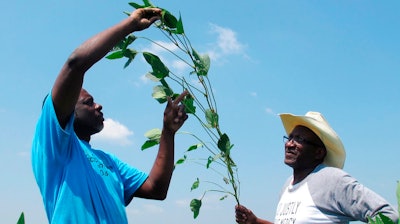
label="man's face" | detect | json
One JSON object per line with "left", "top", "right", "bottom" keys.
{"left": 74, "top": 89, "right": 104, "bottom": 136}
{"left": 283, "top": 126, "right": 326, "bottom": 170}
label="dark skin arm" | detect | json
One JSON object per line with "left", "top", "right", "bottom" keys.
{"left": 235, "top": 204, "right": 273, "bottom": 224}
{"left": 52, "top": 8, "right": 162, "bottom": 128}
{"left": 133, "top": 91, "right": 189, "bottom": 200}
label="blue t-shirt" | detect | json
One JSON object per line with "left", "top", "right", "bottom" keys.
{"left": 32, "top": 93, "right": 148, "bottom": 223}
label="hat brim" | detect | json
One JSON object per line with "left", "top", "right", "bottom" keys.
{"left": 279, "top": 112, "right": 346, "bottom": 169}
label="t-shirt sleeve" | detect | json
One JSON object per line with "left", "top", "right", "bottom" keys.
{"left": 32, "top": 92, "right": 75, "bottom": 180}
{"left": 311, "top": 166, "right": 399, "bottom": 223}
{"left": 334, "top": 172, "right": 399, "bottom": 222}
{"left": 110, "top": 154, "right": 149, "bottom": 206}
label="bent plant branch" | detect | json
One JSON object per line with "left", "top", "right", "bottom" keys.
{"left": 106, "top": 0, "right": 240, "bottom": 219}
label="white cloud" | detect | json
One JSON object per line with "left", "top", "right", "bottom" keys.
{"left": 212, "top": 24, "right": 243, "bottom": 54}
{"left": 265, "top": 107, "right": 275, "bottom": 115}
{"left": 172, "top": 59, "right": 189, "bottom": 75}
{"left": 142, "top": 204, "right": 164, "bottom": 213}
{"left": 92, "top": 118, "right": 133, "bottom": 146}
{"left": 143, "top": 41, "right": 179, "bottom": 55}
{"left": 140, "top": 74, "right": 150, "bottom": 84}
{"left": 175, "top": 198, "right": 190, "bottom": 207}
{"left": 250, "top": 92, "right": 257, "bottom": 97}
{"left": 207, "top": 24, "right": 246, "bottom": 61}
{"left": 126, "top": 203, "right": 164, "bottom": 216}
{"left": 135, "top": 24, "right": 246, "bottom": 85}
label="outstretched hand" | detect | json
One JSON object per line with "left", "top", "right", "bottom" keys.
{"left": 163, "top": 91, "right": 189, "bottom": 134}
{"left": 130, "top": 7, "right": 162, "bottom": 32}
{"left": 235, "top": 204, "right": 259, "bottom": 224}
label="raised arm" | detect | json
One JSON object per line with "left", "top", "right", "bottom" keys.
{"left": 52, "top": 8, "right": 162, "bottom": 128}
{"left": 134, "top": 91, "right": 189, "bottom": 200}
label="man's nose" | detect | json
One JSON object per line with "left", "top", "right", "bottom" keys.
{"left": 95, "top": 103, "right": 102, "bottom": 110}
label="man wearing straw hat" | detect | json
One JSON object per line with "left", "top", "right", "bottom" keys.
{"left": 235, "top": 111, "right": 398, "bottom": 224}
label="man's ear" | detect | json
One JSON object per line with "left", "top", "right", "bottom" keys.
{"left": 316, "top": 147, "right": 327, "bottom": 160}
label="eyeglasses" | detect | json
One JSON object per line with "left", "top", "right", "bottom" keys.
{"left": 283, "top": 135, "right": 322, "bottom": 147}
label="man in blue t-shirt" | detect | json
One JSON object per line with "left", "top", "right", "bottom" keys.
{"left": 32, "top": 7, "right": 189, "bottom": 223}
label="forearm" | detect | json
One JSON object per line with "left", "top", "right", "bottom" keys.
{"left": 66, "top": 16, "right": 137, "bottom": 72}
{"left": 146, "top": 127, "right": 175, "bottom": 199}
{"left": 136, "top": 91, "right": 187, "bottom": 199}
{"left": 52, "top": 16, "right": 140, "bottom": 125}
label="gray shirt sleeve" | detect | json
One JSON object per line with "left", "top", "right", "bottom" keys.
{"left": 307, "top": 165, "right": 399, "bottom": 223}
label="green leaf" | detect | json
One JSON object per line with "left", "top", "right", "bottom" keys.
{"left": 144, "top": 128, "right": 162, "bottom": 140}
{"left": 192, "top": 48, "right": 210, "bottom": 76}
{"left": 17, "top": 212, "right": 24, "bottom": 224}
{"left": 218, "top": 133, "right": 233, "bottom": 155}
{"left": 162, "top": 10, "right": 178, "bottom": 29}
{"left": 106, "top": 50, "right": 124, "bottom": 59}
{"left": 187, "top": 143, "right": 202, "bottom": 152}
{"left": 123, "top": 49, "right": 138, "bottom": 58}
{"left": 183, "top": 94, "right": 196, "bottom": 114}
{"left": 113, "top": 40, "right": 125, "bottom": 51}
{"left": 145, "top": 72, "right": 162, "bottom": 82}
{"left": 367, "top": 216, "right": 375, "bottom": 224}
{"left": 367, "top": 213, "right": 395, "bottom": 224}
{"left": 143, "top": 52, "right": 169, "bottom": 79}
{"left": 141, "top": 128, "right": 161, "bottom": 150}
{"left": 141, "top": 139, "right": 159, "bottom": 150}
{"left": 143, "top": 0, "right": 154, "bottom": 7}
{"left": 123, "top": 35, "right": 137, "bottom": 49}
{"left": 191, "top": 178, "right": 199, "bottom": 191}
{"left": 377, "top": 213, "right": 395, "bottom": 224}
{"left": 158, "top": 9, "right": 184, "bottom": 34}
{"left": 152, "top": 85, "right": 174, "bottom": 104}
{"left": 112, "top": 35, "right": 136, "bottom": 51}
{"left": 219, "top": 195, "right": 228, "bottom": 201}
{"left": 175, "top": 155, "right": 187, "bottom": 165}
{"left": 122, "top": 49, "right": 138, "bottom": 68}
{"left": 205, "top": 109, "right": 218, "bottom": 128}
{"left": 124, "top": 58, "right": 133, "bottom": 69}
{"left": 206, "top": 156, "right": 213, "bottom": 168}
{"left": 206, "top": 154, "right": 222, "bottom": 169}
{"left": 176, "top": 14, "right": 184, "bottom": 34}
{"left": 190, "top": 198, "right": 202, "bottom": 219}
{"left": 128, "top": 1, "right": 153, "bottom": 8}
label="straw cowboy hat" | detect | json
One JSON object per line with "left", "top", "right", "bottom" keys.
{"left": 279, "top": 111, "right": 346, "bottom": 169}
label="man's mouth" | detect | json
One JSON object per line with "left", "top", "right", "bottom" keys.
{"left": 285, "top": 147, "right": 296, "bottom": 154}
{"left": 97, "top": 112, "right": 104, "bottom": 121}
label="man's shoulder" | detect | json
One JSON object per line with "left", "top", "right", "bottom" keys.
{"left": 311, "top": 164, "right": 350, "bottom": 182}
{"left": 306, "top": 165, "right": 356, "bottom": 196}
{"left": 315, "top": 164, "right": 347, "bottom": 174}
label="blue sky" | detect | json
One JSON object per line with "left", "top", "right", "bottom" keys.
{"left": 1, "top": 0, "right": 399, "bottom": 223}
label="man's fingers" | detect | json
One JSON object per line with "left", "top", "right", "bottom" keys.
{"left": 173, "top": 90, "right": 189, "bottom": 105}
